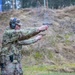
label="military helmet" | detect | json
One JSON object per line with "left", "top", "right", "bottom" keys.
{"left": 9, "top": 17, "right": 22, "bottom": 29}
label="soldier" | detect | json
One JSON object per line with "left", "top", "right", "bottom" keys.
{"left": 0, "top": 18, "right": 48, "bottom": 75}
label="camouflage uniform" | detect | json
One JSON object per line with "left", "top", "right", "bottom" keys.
{"left": 0, "top": 26, "right": 46, "bottom": 75}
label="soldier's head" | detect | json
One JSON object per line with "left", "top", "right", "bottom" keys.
{"left": 9, "top": 17, "right": 22, "bottom": 30}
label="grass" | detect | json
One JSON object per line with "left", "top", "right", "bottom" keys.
{"left": 23, "top": 71, "right": 75, "bottom": 75}
{"left": 22, "top": 64, "right": 75, "bottom": 75}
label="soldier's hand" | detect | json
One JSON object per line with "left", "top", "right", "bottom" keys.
{"left": 38, "top": 25, "right": 48, "bottom": 32}
{"left": 35, "top": 35, "right": 43, "bottom": 41}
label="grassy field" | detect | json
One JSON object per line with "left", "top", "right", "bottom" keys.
{"left": 23, "top": 71, "right": 75, "bottom": 75}
{"left": 23, "top": 65, "right": 75, "bottom": 75}
{"left": 23, "top": 69, "right": 75, "bottom": 75}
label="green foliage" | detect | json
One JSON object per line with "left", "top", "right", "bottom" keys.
{"left": 47, "top": 50, "right": 54, "bottom": 59}
{"left": 38, "top": 72, "right": 75, "bottom": 75}
{"left": 64, "top": 33, "right": 72, "bottom": 45}
{"left": 33, "top": 51, "right": 43, "bottom": 60}
{"left": 22, "top": 64, "right": 75, "bottom": 75}
{"left": 65, "top": 34, "right": 70, "bottom": 39}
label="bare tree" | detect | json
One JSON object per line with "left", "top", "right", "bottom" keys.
{"left": 13, "top": 0, "right": 15, "bottom": 9}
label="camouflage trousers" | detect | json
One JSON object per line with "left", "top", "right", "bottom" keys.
{"left": 1, "top": 61, "right": 23, "bottom": 75}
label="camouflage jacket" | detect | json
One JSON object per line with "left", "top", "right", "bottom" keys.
{"left": 1, "top": 27, "right": 41, "bottom": 56}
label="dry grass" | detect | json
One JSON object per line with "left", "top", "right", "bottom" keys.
{"left": 0, "top": 6, "right": 75, "bottom": 72}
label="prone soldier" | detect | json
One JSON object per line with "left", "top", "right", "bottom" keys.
{"left": 0, "top": 18, "right": 48, "bottom": 75}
